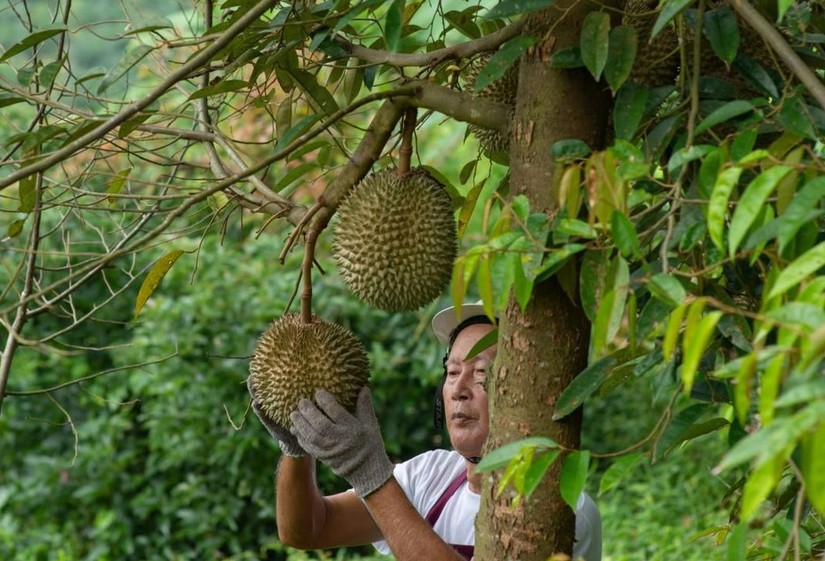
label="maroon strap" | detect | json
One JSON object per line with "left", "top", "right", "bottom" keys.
{"left": 424, "top": 470, "right": 475, "bottom": 560}
{"left": 425, "top": 470, "right": 468, "bottom": 526}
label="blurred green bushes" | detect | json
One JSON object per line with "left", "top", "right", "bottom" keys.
{"left": 0, "top": 225, "right": 444, "bottom": 561}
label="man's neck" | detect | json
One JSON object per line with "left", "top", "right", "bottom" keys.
{"left": 466, "top": 462, "right": 482, "bottom": 494}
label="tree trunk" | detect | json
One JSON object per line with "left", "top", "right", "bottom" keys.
{"left": 474, "top": 2, "right": 616, "bottom": 560}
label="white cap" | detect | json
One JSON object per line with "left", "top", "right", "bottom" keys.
{"left": 431, "top": 300, "right": 490, "bottom": 346}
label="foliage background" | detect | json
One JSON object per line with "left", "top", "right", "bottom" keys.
{"left": 2, "top": 0, "right": 824, "bottom": 559}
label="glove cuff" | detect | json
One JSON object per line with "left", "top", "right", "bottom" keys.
{"left": 279, "top": 439, "right": 307, "bottom": 458}
{"left": 351, "top": 455, "right": 395, "bottom": 498}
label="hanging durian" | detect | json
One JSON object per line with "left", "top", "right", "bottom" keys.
{"left": 332, "top": 167, "right": 457, "bottom": 312}
{"left": 464, "top": 53, "right": 518, "bottom": 155}
{"left": 248, "top": 313, "right": 369, "bottom": 427}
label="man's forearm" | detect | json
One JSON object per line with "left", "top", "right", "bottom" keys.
{"left": 275, "top": 455, "right": 326, "bottom": 547}
{"left": 363, "top": 478, "right": 464, "bottom": 561}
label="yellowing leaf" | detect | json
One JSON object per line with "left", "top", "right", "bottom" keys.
{"left": 134, "top": 250, "right": 186, "bottom": 318}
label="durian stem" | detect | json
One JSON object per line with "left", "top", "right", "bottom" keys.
{"left": 301, "top": 228, "right": 319, "bottom": 324}
{"left": 398, "top": 108, "right": 417, "bottom": 177}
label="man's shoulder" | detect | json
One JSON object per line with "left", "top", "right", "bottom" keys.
{"left": 403, "top": 448, "right": 463, "bottom": 472}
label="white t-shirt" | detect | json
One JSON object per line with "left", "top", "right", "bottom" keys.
{"left": 372, "top": 449, "right": 602, "bottom": 561}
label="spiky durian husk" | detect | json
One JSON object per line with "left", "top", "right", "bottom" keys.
{"left": 464, "top": 53, "right": 517, "bottom": 154}
{"left": 625, "top": 0, "right": 681, "bottom": 88}
{"left": 333, "top": 167, "right": 457, "bottom": 312}
{"left": 249, "top": 314, "right": 369, "bottom": 427}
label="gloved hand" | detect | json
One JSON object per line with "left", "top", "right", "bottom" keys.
{"left": 246, "top": 377, "right": 305, "bottom": 458}
{"left": 290, "top": 387, "right": 394, "bottom": 498}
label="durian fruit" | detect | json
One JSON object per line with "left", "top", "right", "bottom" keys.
{"left": 249, "top": 313, "right": 369, "bottom": 427}
{"left": 464, "top": 53, "right": 518, "bottom": 154}
{"left": 625, "top": 0, "right": 681, "bottom": 88}
{"left": 333, "top": 167, "right": 457, "bottom": 312}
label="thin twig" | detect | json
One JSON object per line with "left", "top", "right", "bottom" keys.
{"left": 45, "top": 392, "right": 79, "bottom": 466}
{"left": 334, "top": 19, "right": 526, "bottom": 67}
{"left": 730, "top": 0, "right": 825, "bottom": 110}
{"left": 398, "top": 108, "right": 417, "bottom": 176}
{"left": 279, "top": 200, "right": 325, "bottom": 264}
{"left": 0, "top": 172, "right": 43, "bottom": 415}
{"left": 0, "top": 0, "right": 279, "bottom": 192}
{"left": 4, "top": 351, "right": 178, "bottom": 396}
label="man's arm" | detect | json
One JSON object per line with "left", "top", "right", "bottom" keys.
{"left": 275, "top": 455, "right": 382, "bottom": 548}
{"left": 288, "top": 388, "right": 465, "bottom": 561}
{"left": 363, "top": 477, "right": 465, "bottom": 561}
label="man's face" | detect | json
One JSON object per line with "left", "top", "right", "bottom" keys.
{"left": 443, "top": 322, "right": 495, "bottom": 459}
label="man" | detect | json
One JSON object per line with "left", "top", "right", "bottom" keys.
{"left": 248, "top": 302, "right": 602, "bottom": 560}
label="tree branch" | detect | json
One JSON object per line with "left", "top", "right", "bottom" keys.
{"left": 406, "top": 80, "right": 511, "bottom": 132}
{"left": 0, "top": 0, "right": 279, "bottom": 192}
{"left": 3, "top": 351, "right": 178, "bottom": 397}
{"left": 334, "top": 19, "right": 526, "bottom": 67}
{"left": 730, "top": 0, "right": 825, "bottom": 111}
{"left": 0, "top": 172, "right": 43, "bottom": 415}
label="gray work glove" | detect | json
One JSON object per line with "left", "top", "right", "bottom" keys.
{"left": 246, "top": 377, "right": 305, "bottom": 458}
{"left": 290, "top": 387, "right": 394, "bottom": 498}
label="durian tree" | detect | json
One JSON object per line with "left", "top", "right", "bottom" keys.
{"left": 2, "top": 0, "right": 825, "bottom": 560}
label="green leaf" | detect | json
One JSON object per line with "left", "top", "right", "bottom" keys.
{"left": 599, "top": 453, "right": 644, "bottom": 495}
{"left": 483, "top": 0, "right": 557, "bottom": 19}
{"left": 801, "top": 421, "right": 825, "bottom": 515}
{"left": 97, "top": 45, "right": 154, "bottom": 95}
{"left": 550, "top": 139, "right": 591, "bottom": 160}
{"left": 778, "top": 95, "right": 816, "bottom": 139}
{"left": 651, "top": 0, "right": 695, "bottom": 39}
{"left": 384, "top": 0, "right": 404, "bottom": 52}
{"left": 663, "top": 301, "right": 688, "bottom": 361}
{"left": 613, "top": 83, "right": 649, "bottom": 141}
{"left": 728, "top": 165, "right": 792, "bottom": 257}
{"left": 681, "top": 311, "right": 721, "bottom": 392}
{"left": 560, "top": 451, "right": 590, "bottom": 510}
{"left": 274, "top": 115, "right": 318, "bottom": 152}
{"left": 17, "top": 175, "right": 36, "bottom": 213}
{"left": 777, "top": 0, "right": 794, "bottom": 22}
{"left": 776, "top": 177, "right": 825, "bottom": 254}
{"left": 7, "top": 219, "right": 25, "bottom": 238}
{"left": 715, "top": 400, "right": 825, "bottom": 472}
{"left": 475, "top": 437, "right": 559, "bottom": 472}
{"left": 726, "top": 523, "right": 748, "bottom": 561}
{"left": 39, "top": 58, "right": 64, "bottom": 91}
{"left": 555, "top": 218, "right": 597, "bottom": 239}
{"left": 707, "top": 166, "right": 743, "bottom": 251}
{"left": 648, "top": 273, "right": 687, "bottom": 307}
{"left": 473, "top": 36, "right": 535, "bottom": 93}
{"left": 579, "top": 250, "right": 610, "bottom": 322}
{"left": 580, "top": 11, "right": 611, "bottom": 80}
{"left": 550, "top": 46, "right": 584, "bottom": 69}
{"left": 667, "top": 145, "right": 713, "bottom": 175}
{"left": 656, "top": 404, "right": 709, "bottom": 459}
{"left": 732, "top": 53, "right": 778, "bottom": 98}
{"left": 188, "top": 79, "right": 249, "bottom": 100}
{"left": 134, "top": 250, "right": 186, "bottom": 318}
{"left": 590, "top": 288, "right": 627, "bottom": 360}
{"left": 767, "top": 241, "right": 825, "bottom": 300}
{"left": 458, "top": 181, "right": 484, "bottom": 237}
{"left": 694, "top": 100, "right": 755, "bottom": 136}
{"left": 740, "top": 456, "right": 782, "bottom": 520}
{"left": 463, "top": 328, "right": 498, "bottom": 361}
{"left": 535, "top": 243, "right": 587, "bottom": 283}
{"left": 108, "top": 168, "right": 131, "bottom": 204}
{"left": 283, "top": 67, "right": 340, "bottom": 115}
{"left": 554, "top": 355, "right": 616, "bottom": 420}
{"left": 0, "top": 93, "right": 25, "bottom": 109}
{"left": 0, "top": 25, "right": 67, "bottom": 62}
{"left": 604, "top": 25, "right": 637, "bottom": 92}
{"left": 611, "top": 211, "right": 640, "bottom": 258}
{"left": 523, "top": 450, "right": 561, "bottom": 498}
{"left": 702, "top": 6, "right": 739, "bottom": 65}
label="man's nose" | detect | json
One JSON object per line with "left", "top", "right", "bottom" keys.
{"left": 450, "top": 371, "right": 473, "bottom": 399}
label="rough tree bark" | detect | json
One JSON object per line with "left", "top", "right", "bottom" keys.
{"left": 475, "top": 2, "right": 618, "bottom": 560}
